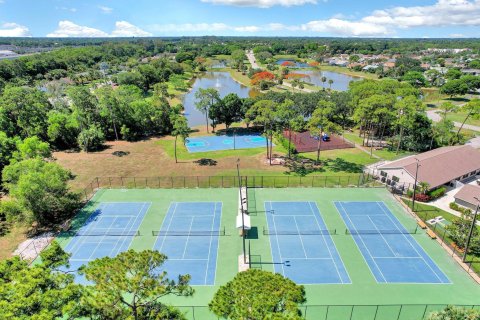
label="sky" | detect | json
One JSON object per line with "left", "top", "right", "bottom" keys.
{"left": 0, "top": 0, "right": 479, "bottom": 38}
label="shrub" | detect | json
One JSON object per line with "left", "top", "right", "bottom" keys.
{"left": 274, "top": 133, "right": 297, "bottom": 155}
{"left": 449, "top": 202, "right": 459, "bottom": 210}
{"left": 414, "top": 194, "right": 431, "bottom": 202}
{"left": 428, "top": 186, "right": 446, "bottom": 200}
{"left": 449, "top": 202, "right": 472, "bottom": 215}
{"left": 250, "top": 71, "right": 275, "bottom": 85}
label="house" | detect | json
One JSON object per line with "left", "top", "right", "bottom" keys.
{"left": 461, "top": 69, "right": 480, "bottom": 76}
{"left": 454, "top": 184, "right": 480, "bottom": 211}
{"left": 377, "top": 145, "right": 480, "bottom": 190}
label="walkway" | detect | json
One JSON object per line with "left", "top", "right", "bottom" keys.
{"left": 246, "top": 50, "right": 260, "bottom": 69}
{"left": 426, "top": 110, "right": 480, "bottom": 132}
{"left": 280, "top": 82, "right": 315, "bottom": 93}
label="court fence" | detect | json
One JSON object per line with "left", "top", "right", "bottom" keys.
{"left": 80, "top": 173, "right": 382, "bottom": 202}
{"left": 175, "top": 304, "right": 480, "bottom": 320}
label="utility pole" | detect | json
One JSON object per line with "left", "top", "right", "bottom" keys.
{"left": 411, "top": 158, "right": 421, "bottom": 212}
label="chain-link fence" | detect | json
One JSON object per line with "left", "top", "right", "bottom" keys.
{"left": 175, "top": 304, "right": 480, "bottom": 320}
{"left": 81, "top": 174, "right": 382, "bottom": 202}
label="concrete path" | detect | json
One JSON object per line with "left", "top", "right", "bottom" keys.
{"left": 280, "top": 82, "right": 315, "bottom": 93}
{"left": 246, "top": 50, "right": 260, "bottom": 69}
{"left": 426, "top": 110, "right": 480, "bottom": 132}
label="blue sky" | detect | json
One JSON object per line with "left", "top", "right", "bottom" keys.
{"left": 0, "top": 0, "right": 479, "bottom": 38}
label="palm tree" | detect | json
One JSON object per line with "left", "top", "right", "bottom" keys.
{"left": 321, "top": 76, "right": 327, "bottom": 90}
{"left": 418, "top": 182, "right": 430, "bottom": 195}
{"left": 328, "top": 79, "right": 334, "bottom": 90}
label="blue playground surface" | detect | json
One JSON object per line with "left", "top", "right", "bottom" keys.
{"left": 185, "top": 134, "right": 272, "bottom": 153}
{"left": 264, "top": 201, "right": 351, "bottom": 284}
{"left": 335, "top": 201, "right": 450, "bottom": 284}
{"left": 62, "top": 202, "right": 150, "bottom": 283}
{"left": 153, "top": 202, "right": 222, "bottom": 285}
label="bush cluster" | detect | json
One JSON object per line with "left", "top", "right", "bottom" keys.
{"left": 449, "top": 202, "right": 472, "bottom": 215}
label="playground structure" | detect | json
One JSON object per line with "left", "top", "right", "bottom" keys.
{"left": 283, "top": 130, "right": 355, "bottom": 153}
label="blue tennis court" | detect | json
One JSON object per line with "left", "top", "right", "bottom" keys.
{"left": 335, "top": 201, "right": 450, "bottom": 284}
{"left": 153, "top": 202, "right": 222, "bottom": 285}
{"left": 264, "top": 201, "right": 350, "bottom": 284}
{"left": 62, "top": 202, "right": 150, "bottom": 283}
{"left": 186, "top": 134, "right": 273, "bottom": 153}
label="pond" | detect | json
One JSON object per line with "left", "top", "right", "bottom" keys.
{"left": 276, "top": 59, "right": 310, "bottom": 68}
{"left": 293, "top": 70, "right": 361, "bottom": 91}
{"left": 182, "top": 71, "right": 257, "bottom": 127}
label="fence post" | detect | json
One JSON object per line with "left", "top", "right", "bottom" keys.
{"left": 325, "top": 306, "right": 329, "bottom": 320}
{"left": 96, "top": 177, "right": 99, "bottom": 188}
{"left": 347, "top": 175, "right": 350, "bottom": 186}
{"left": 184, "top": 176, "right": 186, "bottom": 188}
{"left": 209, "top": 176, "right": 211, "bottom": 188}
{"left": 287, "top": 176, "right": 290, "bottom": 188}
{"left": 192, "top": 306, "right": 195, "bottom": 320}
{"left": 171, "top": 177, "right": 173, "bottom": 188}
{"left": 274, "top": 177, "right": 276, "bottom": 188}
{"left": 422, "top": 305, "right": 428, "bottom": 319}
{"left": 261, "top": 176, "right": 264, "bottom": 188}
{"left": 84, "top": 190, "right": 88, "bottom": 201}
{"left": 197, "top": 176, "right": 199, "bottom": 188}
{"left": 121, "top": 177, "right": 124, "bottom": 187}
{"left": 109, "top": 177, "right": 112, "bottom": 188}
{"left": 338, "top": 176, "right": 341, "bottom": 187}
{"left": 145, "top": 177, "right": 147, "bottom": 188}
{"left": 349, "top": 305, "right": 354, "bottom": 320}
{"left": 324, "top": 176, "right": 327, "bottom": 188}
{"left": 158, "top": 177, "right": 160, "bottom": 188}
{"left": 373, "top": 305, "right": 379, "bottom": 320}
{"left": 222, "top": 176, "right": 224, "bottom": 188}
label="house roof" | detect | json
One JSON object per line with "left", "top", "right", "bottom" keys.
{"left": 454, "top": 184, "right": 480, "bottom": 207}
{"left": 379, "top": 145, "right": 480, "bottom": 189}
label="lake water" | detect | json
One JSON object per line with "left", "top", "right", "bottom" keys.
{"left": 182, "top": 72, "right": 257, "bottom": 127}
{"left": 295, "top": 70, "right": 360, "bottom": 91}
{"left": 276, "top": 59, "right": 310, "bottom": 68}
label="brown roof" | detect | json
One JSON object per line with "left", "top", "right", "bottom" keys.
{"left": 454, "top": 184, "right": 480, "bottom": 206}
{"left": 379, "top": 145, "right": 480, "bottom": 189}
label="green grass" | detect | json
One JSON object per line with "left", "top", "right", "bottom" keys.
{"left": 319, "top": 64, "right": 378, "bottom": 80}
{"left": 343, "top": 132, "right": 414, "bottom": 161}
{"left": 447, "top": 112, "right": 480, "bottom": 128}
{"left": 54, "top": 188, "right": 480, "bottom": 320}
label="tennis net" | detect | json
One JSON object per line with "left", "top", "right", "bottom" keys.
{"left": 263, "top": 227, "right": 336, "bottom": 236}
{"left": 345, "top": 228, "right": 417, "bottom": 235}
{"left": 66, "top": 230, "right": 141, "bottom": 237}
{"left": 152, "top": 227, "right": 226, "bottom": 237}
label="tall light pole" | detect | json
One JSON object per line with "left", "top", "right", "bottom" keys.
{"left": 411, "top": 158, "right": 421, "bottom": 212}
{"left": 463, "top": 196, "right": 480, "bottom": 262}
{"left": 237, "top": 158, "right": 247, "bottom": 264}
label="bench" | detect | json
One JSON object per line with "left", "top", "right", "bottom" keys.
{"left": 417, "top": 220, "right": 427, "bottom": 229}
{"left": 426, "top": 229, "right": 437, "bottom": 239}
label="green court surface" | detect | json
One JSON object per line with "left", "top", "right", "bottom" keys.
{"left": 56, "top": 187, "right": 480, "bottom": 320}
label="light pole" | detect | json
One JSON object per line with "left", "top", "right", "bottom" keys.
{"left": 237, "top": 158, "right": 247, "bottom": 264}
{"left": 463, "top": 196, "right": 480, "bottom": 262}
{"left": 411, "top": 158, "right": 421, "bottom": 212}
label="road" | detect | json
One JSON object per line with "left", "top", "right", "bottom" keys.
{"left": 426, "top": 110, "right": 480, "bottom": 148}
{"left": 246, "top": 50, "right": 260, "bottom": 69}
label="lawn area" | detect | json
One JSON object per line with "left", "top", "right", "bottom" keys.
{"left": 319, "top": 64, "right": 378, "bottom": 80}
{"left": 343, "top": 132, "right": 414, "bottom": 161}
{"left": 447, "top": 111, "right": 480, "bottom": 128}
{"left": 214, "top": 67, "right": 252, "bottom": 87}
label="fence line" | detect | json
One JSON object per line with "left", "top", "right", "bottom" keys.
{"left": 81, "top": 174, "right": 383, "bottom": 202}
{"left": 175, "top": 304, "right": 480, "bottom": 320}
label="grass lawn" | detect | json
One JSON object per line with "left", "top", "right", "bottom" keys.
{"left": 343, "top": 132, "right": 414, "bottom": 161}
{"left": 447, "top": 111, "right": 480, "bottom": 128}
{"left": 319, "top": 64, "right": 378, "bottom": 80}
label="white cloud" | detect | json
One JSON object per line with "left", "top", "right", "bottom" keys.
{"left": 301, "top": 19, "right": 389, "bottom": 36}
{"left": 98, "top": 5, "right": 113, "bottom": 14}
{"left": 47, "top": 21, "right": 108, "bottom": 37}
{"left": 111, "top": 21, "right": 152, "bottom": 37}
{"left": 362, "top": 0, "right": 480, "bottom": 28}
{"left": 0, "top": 22, "right": 31, "bottom": 37}
{"left": 149, "top": 23, "right": 231, "bottom": 32}
{"left": 47, "top": 20, "right": 151, "bottom": 37}
{"left": 201, "top": 0, "right": 317, "bottom": 8}
{"left": 450, "top": 33, "right": 466, "bottom": 38}
{"left": 234, "top": 25, "right": 260, "bottom": 32}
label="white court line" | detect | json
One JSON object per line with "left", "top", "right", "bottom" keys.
{"left": 269, "top": 202, "right": 286, "bottom": 276}
{"left": 114, "top": 202, "right": 148, "bottom": 256}
{"left": 308, "top": 202, "right": 344, "bottom": 283}
{"left": 375, "top": 202, "right": 445, "bottom": 283}
{"left": 182, "top": 217, "right": 195, "bottom": 259}
{"left": 293, "top": 216, "right": 308, "bottom": 259}
{"left": 204, "top": 202, "right": 216, "bottom": 285}
{"left": 366, "top": 216, "right": 397, "bottom": 257}
{"left": 158, "top": 203, "right": 179, "bottom": 253}
{"left": 338, "top": 202, "right": 388, "bottom": 283}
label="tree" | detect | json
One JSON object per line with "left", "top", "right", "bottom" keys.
{"left": 0, "top": 242, "right": 85, "bottom": 319}
{"left": 448, "top": 213, "right": 480, "bottom": 257}
{"left": 172, "top": 115, "right": 190, "bottom": 163}
{"left": 328, "top": 79, "right": 334, "bottom": 90}
{"left": 77, "top": 125, "right": 105, "bottom": 152}
{"left": 438, "top": 101, "right": 458, "bottom": 121}
{"left": 80, "top": 250, "right": 193, "bottom": 320}
{"left": 209, "top": 269, "right": 305, "bottom": 320}
{"left": 276, "top": 99, "right": 297, "bottom": 158}
{"left": 394, "top": 96, "right": 424, "bottom": 154}
{"left": 425, "top": 69, "right": 444, "bottom": 87}
{"left": 418, "top": 182, "right": 430, "bottom": 194}
{"left": 13, "top": 136, "right": 51, "bottom": 161}
{"left": 308, "top": 100, "right": 339, "bottom": 164}
{"left": 445, "top": 68, "right": 462, "bottom": 80}
{"left": 440, "top": 79, "right": 468, "bottom": 99}
{"left": 402, "top": 71, "right": 427, "bottom": 88}
{"left": 214, "top": 93, "right": 244, "bottom": 130}
{"left": 427, "top": 306, "right": 480, "bottom": 320}
{"left": 2, "top": 158, "right": 80, "bottom": 226}
{"left": 195, "top": 88, "right": 220, "bottom": 133}
{"left": 0, "top": 131, "right": 18, "bottom": 174}
{"left": 321, "top": 76, "right": 327, "bottom": 90}
{"left": 456, "top": 99, "right": 480, "bottom": 138}
{"left": 47, "top": 110, "right": 80, "bottom": 149}
{"left": 245, "top": 100, "right": 277, "bottom": 165}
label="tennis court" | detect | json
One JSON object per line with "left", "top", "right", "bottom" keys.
{"left": 186, "top": 134, "right": 272, "bottom": 152}
{"left": 335, "top": 201, "right": 450, "bottom": 284}
{"left": 153, "top": 202, "right": 223, "bottom": 285}
{"left": 62, "top": 202, "right": 150, "bottom": 283}
{"left": 264, "top": 201, "right": 350, "bottom": 284}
